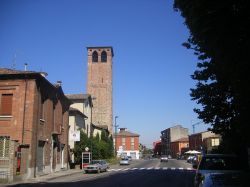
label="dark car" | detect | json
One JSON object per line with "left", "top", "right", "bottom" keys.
{"left": 194, "top": 154, "right": 243, "bottom": 187}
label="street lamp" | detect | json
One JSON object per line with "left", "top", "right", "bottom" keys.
{"left": 114, "top": 116, "right": 119, "bottom": 156}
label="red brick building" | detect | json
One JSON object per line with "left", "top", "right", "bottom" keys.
{"left": 87, "top": 46, "right": 114, "bottom": 134}
{"left": 170, "top": 137, "right": 189, "bottom": 158}
{"left": 0, "top": 68, "right": 71, "bottom": 181}
{"left": 153, "top": 140, "right": 162, "bottom": 156}
{"left": 114, "top": 128, "right": 140, "bottom": 159}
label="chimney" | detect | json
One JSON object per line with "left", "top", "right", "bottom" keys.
{"left": 24, "top": 63, "right": 28, "bottom": 71}
{"left": 119, "top": 128, "right": 126, "bottom": 132}
{"left": 56, "top": 80, "right": 62, "bottom": 87}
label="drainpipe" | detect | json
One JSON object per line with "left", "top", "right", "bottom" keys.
{"left": 22, "top": 79, "right": 28, "bottom": 144}
{"left": 34, "top": 87, "right": 41, "bottom": 178}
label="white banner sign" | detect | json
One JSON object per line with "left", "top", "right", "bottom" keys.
{"left": 69, "top": 131, "right": 80, "bottom": 141}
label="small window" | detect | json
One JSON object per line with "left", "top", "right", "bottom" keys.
{"left": 101, "top": 51, "right": 107, "bottom": 62}
{"left": 0, "top": 94, "right": 13, "bottom": 116}
{"left": 92, "top": 51, "right": 98, "bottom": 62}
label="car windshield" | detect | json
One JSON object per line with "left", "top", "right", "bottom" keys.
{"left": 199, "top": 156, "right": 240, "bottom": 170}
{"left": 91, "top": 160, "right": 101, "bottom": 164}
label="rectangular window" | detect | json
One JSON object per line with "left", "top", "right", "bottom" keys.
{"left": 131, "top": 137, "right": 134, "bottom": 143}
{"left": 212, "top": 138, "right": 220, "bottom": 146}
{"left": 122, "top": 137, "right": 126, "bottom": 149}
{"left": 0, "top": 136, "right": 10, "bottom": 158}
{"left": 122, "top": 137, "right": 126, "bottom": 145}
{"left": 130, "top": 137, "right": 135, "bottom": 150}
{"left": 0, "top": 94, "right": 13, "bottom": 116}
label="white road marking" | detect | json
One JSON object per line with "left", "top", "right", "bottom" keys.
{"left": 107, "top": 167, "right": 194, "bottom": 172}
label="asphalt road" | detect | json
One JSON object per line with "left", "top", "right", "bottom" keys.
{"left": 8, "top": 159, "right": 196, "bottom": 187}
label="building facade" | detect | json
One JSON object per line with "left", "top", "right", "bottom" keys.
{"left": 66, "top": 94, "right": 92, "bottom": 137}
{"left": 189, "top": 131, "right": 221, "bottom": 153}
{"left": 153, "top": 140, "right": 162, "bottom": 156}
{"left": 114, "top": 128, "right": 140, "bottom": 159}
{"left": 161, "top": 125, "right": 188, "bottom": 156}
{"left": 0, "top": 68, "right": 71, "bottom": 182}
{"left": 170, "top": 137, "right": 189, "bottom": 158}
{"left": 86, "top": 46, "right": 113, "bottom": 134}
{"left": 68, "top": 107, "right": 87, "bottom": 163}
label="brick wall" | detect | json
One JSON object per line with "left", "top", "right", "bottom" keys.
{"left": 0, "top": 75, "right": 70, "bottom": 180}
{"left": 87, "top": 47, "right": 113, "bottom": 133}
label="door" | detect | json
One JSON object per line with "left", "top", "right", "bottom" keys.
{"left": 37, "top": 141, "right": 45, "bottom": 173}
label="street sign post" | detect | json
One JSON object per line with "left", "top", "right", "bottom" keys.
{"left": 81, "top": 151, "right": 91, "bottom": 170}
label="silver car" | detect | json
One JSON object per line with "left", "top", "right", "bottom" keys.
{"left": 84, "top": 160, "right": 109, "bottom": 173}
{"left": 160, "top": 155, "right": 168, "bottom": 162}
{"left": 120, "top": 157, "right": 130, "bottom": 165}
{"left": 194, "top": 154, "right": 243, "bottom": 187}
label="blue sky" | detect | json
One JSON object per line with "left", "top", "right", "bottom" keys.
{"left": 0, "top": 0, "right": 209, "bottom": 148}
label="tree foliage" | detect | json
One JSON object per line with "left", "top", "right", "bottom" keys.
{"left": 174, "top": 0, "right": 250, "bottom": 166}
{"left": 73, "top": 130, "right": 114, "bottom": 163}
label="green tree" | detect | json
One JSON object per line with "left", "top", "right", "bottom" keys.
{"left": 73, "top": 130, "right": 90, "bottom": 164}
{"left": 174, "top": 0, "right": 250, "bottom": 168}
{"left": 74, "top": 130, "right": 114, "bottom": 161}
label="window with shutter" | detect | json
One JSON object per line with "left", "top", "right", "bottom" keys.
{"left": 0, "top": 94, "right": 13, "bottom": 116}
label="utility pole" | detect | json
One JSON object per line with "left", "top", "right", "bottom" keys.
{"left": 114, "top": 116, "right": 118, "bottom": 156}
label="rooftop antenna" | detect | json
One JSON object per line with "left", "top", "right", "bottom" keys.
{"left": 11, "top": 52, "right": 17, "bottom": 69}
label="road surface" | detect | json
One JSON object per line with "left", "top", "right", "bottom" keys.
{"left": 8, "top": 158, "right": 196, "bottom": 187}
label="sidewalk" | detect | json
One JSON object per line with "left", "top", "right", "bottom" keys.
{"left": 1, "top": 169, "right": 83, "bottom": 186}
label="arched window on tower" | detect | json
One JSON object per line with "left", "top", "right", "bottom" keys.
{"left": 101, "top": 51, "right": 107, "bottom": 62}
{"left": 92, "top": 51, "right": 98, "bottom": 62}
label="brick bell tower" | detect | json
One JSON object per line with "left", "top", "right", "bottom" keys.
{"left": 87, "top": 46, "right": 113, "bottom": 134}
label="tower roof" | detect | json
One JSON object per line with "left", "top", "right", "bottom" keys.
{"left": 87, "top": 46, "right": 114, "bottom": 57}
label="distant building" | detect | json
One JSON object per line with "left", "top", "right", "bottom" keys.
{"left": 66, "top": 94, "right": 92, "bottom": 137}
{"left": 68, "top": 107, "right": 87, "bottom": 163}
{"left": 161, "top": 125, "right": 188, "bottom": 156}
{"left": 114, "top": 128, "right": 140, "bottom": 159}
{"left": 170, "top": 137, "right": 189, "bottom": 158}
{"left": 189, "top": 131, "right": 221, "bottom": 153}
{"left": 0, "top": 68, "right": 71, "bottom": 182}
{"left": 153, "top": 140, "right": 162, "bottom": 156}
{"left": 86, "top": 46, "right": 114, "bottom": 134}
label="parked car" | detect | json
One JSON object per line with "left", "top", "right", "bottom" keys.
{"left": 127, "top": 156, "right": 132, "bottom": 161}
{"left": 187, "top": 155, "right": 195, "bottom": 163}
{"left": 160, "top": 155, "right": 168, "bottom": 162}
{"left": 194, "top": 154, "right": 243, "bottom": 187}
{"left": 83, "top": 160, "right": 109, "bottom": 173}
{"left": 120, "top": 157, "right": 130, "bottom": 165}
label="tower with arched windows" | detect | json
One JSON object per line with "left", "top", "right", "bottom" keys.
{"left": 87, "top": 46, "right": 114, "bottom": 134}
